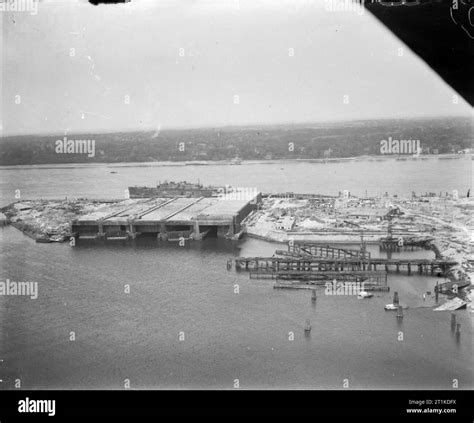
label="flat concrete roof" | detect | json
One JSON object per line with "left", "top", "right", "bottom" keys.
{"left": 74, "top": 195, "right": 258, "bottom": 226}
{"left": 170, "top": 198, "right": 216, "bottom": 221}
{"left": 197, "top": 198, "right": 251, "bottom": 219}
{"left": 104, "top": 199, "right": 167, "bottom": 223}
{"left": 76, "top": 199, "right": 154, "bottom": 223}
{"left": 115, "top": 199, "right": 165, "bottom": 217}
{"left": 139, "top": 198, "right": 198, "bottom": 222}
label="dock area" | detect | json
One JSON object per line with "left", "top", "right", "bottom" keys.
{"left": 229, "top": 237, "right": 462, "bottom": 293}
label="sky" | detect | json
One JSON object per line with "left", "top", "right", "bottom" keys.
{"left": 1, "top": 0, "right": 472, "bottom": 135}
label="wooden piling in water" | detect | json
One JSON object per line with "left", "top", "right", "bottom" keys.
{"left": 396, "top": 306, "right": 404, "bottom": 319}
{"left": 393, "top": 291, "right": 399, "bottom": 306}
{"left": 451, "top": 313, "right": 456, "bottom": 332}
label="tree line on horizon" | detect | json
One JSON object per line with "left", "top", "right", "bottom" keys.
{"left": 0, "top": 117, "right": 471, "bottom": 165}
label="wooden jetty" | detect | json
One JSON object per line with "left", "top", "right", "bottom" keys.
{"left": 274, "top": 282, "right": 318, "bottom": 290}
{"left": 276, "top": 243, "right": 371, "bottom": 260}
{"left": 235, "top": 256, "right": 457, "bottom": 276}
{"left": 273, "top": 280, "right": 389, "bottom": 291}
{"left": 249, "top": 269, "right": 387, "bottom": 284}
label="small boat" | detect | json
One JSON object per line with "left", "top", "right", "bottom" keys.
{"left": 384, "top": 304, "right": 398, "bottom": 311}
{"left": 167, "top": 230, "right": 193, "bottom": 242}
{"left": 357, "top": 291, "right": 373, "bottom": 299}
{"left": 36, "top": 236, "right": 52, "bottom": 243}
{"left": 78, "top": 234, "right": 98, "bottom": 240}
{"left": 105, "top": 232, "right": 129, "bottom": 241}
{"left": 385, "top": 303, "right": 409, "bottom": 310}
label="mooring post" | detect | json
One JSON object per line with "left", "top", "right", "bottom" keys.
{"left": 393, "top": 291, "right": 399, "bottom": 306}
{"left": 396, "top": 306, "right": 403, "bottom": 319}
{"left": 435, "top": 282, "right": 439, "bottom": 303}
{"left": 304, "top": 319, "right": 311, "bottom": 334}
{"left": 311, "top": 289, "right": 317, "bottom": 303}
{"left": 451, "top": 313, "right": 456, "bottom": 332}
{"left": 456, "top": 323, "right": 461, "bottom": 340}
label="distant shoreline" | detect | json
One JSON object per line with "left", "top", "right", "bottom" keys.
{"left": 0, "top": 153, "right": 471, "bottom": 170}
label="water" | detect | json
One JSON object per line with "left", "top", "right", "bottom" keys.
{"left": 0, "top": 157, "right": 471, "bottom": 205}
{"left": 0, "top": 159, "right": 472, "bottom": 389}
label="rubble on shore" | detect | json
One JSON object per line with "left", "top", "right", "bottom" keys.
{"left": 244, "top": 193, "right": 471, "bottom": 247}
{"left": 1, "top": 199, "right": 128, "bottom": 242}
{"left": 243, "top": 193, "right": 473, "bottom": 307}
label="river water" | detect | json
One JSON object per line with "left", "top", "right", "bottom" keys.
{"left": 0, "top": 158, "right": 472, "bottom": 389}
